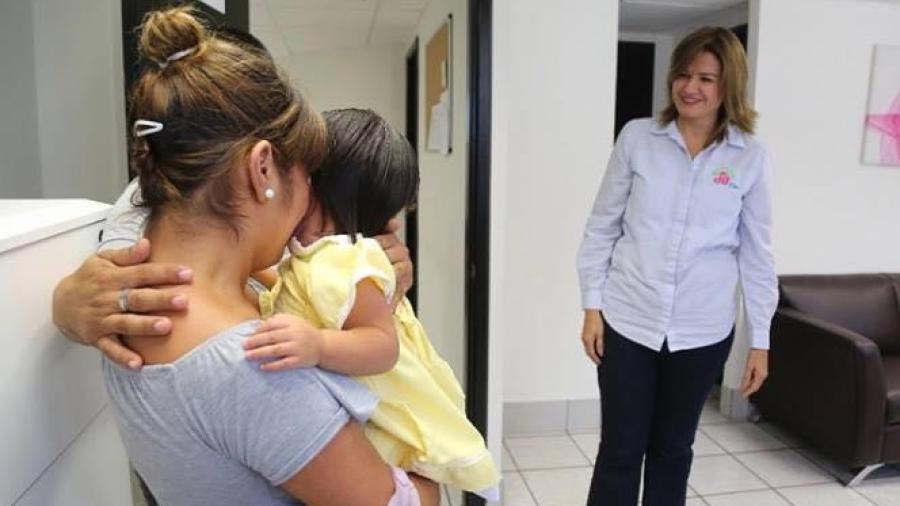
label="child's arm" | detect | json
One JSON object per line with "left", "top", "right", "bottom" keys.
{"left": 243, "top": 280, "right": 398, "bottom": 375}
{"left": 319, "top": 279, "right": 398, "bottom": 375}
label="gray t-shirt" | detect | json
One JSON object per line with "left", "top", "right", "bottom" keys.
{"left": 103, "top": 320, "right": 378, "bottom": 506}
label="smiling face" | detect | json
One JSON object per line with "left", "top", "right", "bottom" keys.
{"left": 671, "top": 51, "right": 723, "bottom": 126}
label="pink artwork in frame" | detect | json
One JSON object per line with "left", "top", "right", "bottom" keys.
{"left": 863, "top": 44, "right": 900, "bottom": 167}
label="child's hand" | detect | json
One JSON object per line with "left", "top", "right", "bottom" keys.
{"left": 244, "top": 314, "right": 323, "bottom": 372}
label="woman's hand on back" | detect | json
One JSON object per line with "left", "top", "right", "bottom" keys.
{"left": 52, "top": 238, "right": 192, "bottom": 369}
{"left": 374, "top": 218, "right": 413, "bottom": 306}
{"left": 581, "top": 310, "right": 605, "bottom": 365}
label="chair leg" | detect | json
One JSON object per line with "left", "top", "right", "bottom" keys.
{"left": 844, "top": 464, "right": 884, "bottom": 487}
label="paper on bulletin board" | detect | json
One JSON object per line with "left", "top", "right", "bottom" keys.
{"left": 425, "top": 17, "right": 452, "bottom": 154}
{"left": 427, "top": 90, "right": 451, "bottom": 155}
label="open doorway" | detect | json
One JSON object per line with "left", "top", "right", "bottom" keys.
{"left": 616, "top": 0, "right": 750, "bottom": 140}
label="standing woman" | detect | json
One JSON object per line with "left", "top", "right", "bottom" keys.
{"left": 577, "top": 27, "right": 777, "bottom": 505}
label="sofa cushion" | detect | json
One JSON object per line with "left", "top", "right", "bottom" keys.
{"left": 780, "top": 274, "right": 900, "bottom": 354}
{"left": 886, "top": 356, "right": 900, "bottom": 425}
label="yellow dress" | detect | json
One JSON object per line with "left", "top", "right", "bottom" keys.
{"left": 259, "top": 235, "right": 500, "bottom": 498}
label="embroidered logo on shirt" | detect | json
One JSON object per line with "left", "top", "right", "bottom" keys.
{"left": 712, "top": 167, "right": 739, "bottom": 190}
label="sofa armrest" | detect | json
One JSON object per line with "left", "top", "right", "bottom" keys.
{"left": 752, "top": 307, "right": 887, "bottom": 467}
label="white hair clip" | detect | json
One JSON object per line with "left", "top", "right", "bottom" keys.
{"left": 134, "top": 119, "right": 164, "bottom": 137}
{"left": 158, "top": 46, "right": 196, "bottom": 69}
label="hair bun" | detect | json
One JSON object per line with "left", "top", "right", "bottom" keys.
{"left": 138, "top": 6, "right": 207, "bottom": 66}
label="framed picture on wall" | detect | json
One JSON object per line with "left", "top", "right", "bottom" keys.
{"left": 862, "top": 44, "right": 900, "bottom": 167}
{"left": 425, "top": 16, "right": 452, "bottom": 155}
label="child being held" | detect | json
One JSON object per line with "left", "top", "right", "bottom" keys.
{"left": 247, "top": 108, "right": 500, "bottom": 500}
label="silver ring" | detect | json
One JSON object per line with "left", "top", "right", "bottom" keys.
{"left": 118, "top": 288, "right": 131, "bottom": 313}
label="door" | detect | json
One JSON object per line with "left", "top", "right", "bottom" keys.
{"left": 406, "top": 38, "right": 420, "bottom": 311}
{"left": 615, "top": 40, "right": 655, "bottom": 138}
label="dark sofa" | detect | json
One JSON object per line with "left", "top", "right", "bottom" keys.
{"left": 751, "top": 273, "right": 900, "bottom": 485}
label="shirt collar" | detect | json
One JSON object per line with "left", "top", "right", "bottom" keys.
{"left": 651, "top": 119, "right": 746, "bottom": 150}
{"left": 725, "top": 123, "right": 747, "bottom": 149}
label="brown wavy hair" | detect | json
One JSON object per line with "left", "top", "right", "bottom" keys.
{"left": 129, "top": 6, "right": 326, "bottom": 233}
{"left": 659, "top": 26, "right": 756, "bottom": 145}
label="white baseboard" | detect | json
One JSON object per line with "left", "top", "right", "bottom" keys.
{"left": 503, "top": 385, "right": 753, "bottom": 437}
{"left": 719, "top": 386, "right": 757, "bottom": 420}
{"left": 503, "top": 399, "right": 600, "bottom": 436}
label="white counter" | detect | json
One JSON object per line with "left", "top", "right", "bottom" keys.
{"left": 0, "top": 199, "right": 131, "bottom": 506}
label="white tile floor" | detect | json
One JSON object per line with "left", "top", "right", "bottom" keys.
{"left": 495, "top": 401, "right": 900, "bottom": 506}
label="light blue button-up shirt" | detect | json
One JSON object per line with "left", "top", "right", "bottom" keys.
{"left": 577, "top": 118, "right": 777, "bottom": 351}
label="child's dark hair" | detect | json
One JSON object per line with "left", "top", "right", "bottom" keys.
{"left": 313, "top": 108, "right": 419, "bottom": 238}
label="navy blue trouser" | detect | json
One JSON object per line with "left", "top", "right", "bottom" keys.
{"left": 586, "top": 322, "right": 733, "bottom": 506}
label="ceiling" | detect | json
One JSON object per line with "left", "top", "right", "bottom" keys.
{"left": 249, "top": 0, "right": 428, "bottom": 57}
{"left": 619, "top": 0, "right": 746, "bottom": 32}
{"left": 249, "top": 0, "right": 746, "bottom": 58}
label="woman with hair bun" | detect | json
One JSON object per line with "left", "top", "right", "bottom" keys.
{"left": 92, "top": 7, "right": 437, "bottom": 505}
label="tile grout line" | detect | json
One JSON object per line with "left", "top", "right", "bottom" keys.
{"left": 502, "top": 438, "right": 521, "bottom": 471}
{"left": 724, "top": 443, "right": 804, "bottom": 506}
{"left": 695, "top": 426, "right": 728, "bottom": 456}
{"left": 508, "top": 415, "right": 894, "bottom": 505}
{"left": 695, "top": 429, "right": 880, "bottom": 506}
{"left": 566, "top": 430, "right": 597, "bottom": 467}
{"left": 690, "top": 444, "right": 777, "bottom": 500}
{"left": 847, "top": 482, "right": 886, "bottom": 506}
{"left": 752, "top": 421, "right": 877, "bottom": 505}
{"left": 502, "top": 439, "right": 541, "bottom": 506}
{"left": 769, "top": 483, "right": 878, "bottom": 506}
{"left": 513, "top": 463, "right": 597, "bottom": 472}
{"left": 516, "top": 469, "right": 542, "bottom": 506}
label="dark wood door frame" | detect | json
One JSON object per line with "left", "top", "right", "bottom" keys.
{"left": 464, "top": 0, "right": 491, "bottom": 504}
{"left": 405, "top": 38, "right": 420, "bottom": 311}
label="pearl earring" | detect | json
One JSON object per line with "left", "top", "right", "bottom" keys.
{"left": 264, "top": 188, "right": 275, "bottom": 200}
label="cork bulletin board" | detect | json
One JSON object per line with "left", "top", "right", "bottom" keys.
{"left": 425, "top": 16, "right": 452, "bottom": 154}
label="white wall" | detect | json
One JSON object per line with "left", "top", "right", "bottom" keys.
{"left": 723, "top": 0, "right": 900, "bottom": 395}
{"left": 414, "top": 0, "right": 468, "bottom": 384}
{"left": 283, "top": 45, "right": 406, "bottom": 132}
{"left": 31, "top": 0, "right": 127, "bottom": 203}
{"left": 0, "top": 0, "right": 127, "bottom": 201}
{"left": 411, "top": 2, "right": 474, "bottom": 500}
{"left": 754, "top": 0, "right": 900, "bottom": 275}
{"left": 0, "top": 1, "right": 42, "bottom": 198}
{"left": 494, "top": 0, "right": 619, "bottom": 404}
